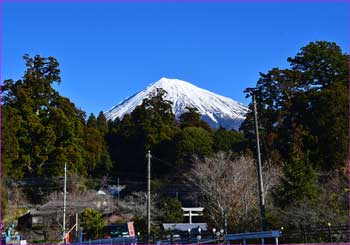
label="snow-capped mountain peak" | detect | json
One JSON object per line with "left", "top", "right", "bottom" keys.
{"left": 105, "top": 77, "right": 248, "bottom": 130}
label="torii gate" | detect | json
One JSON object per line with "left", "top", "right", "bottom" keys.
{"left": 182, "top": 207, "right": 204, "bottom": 224}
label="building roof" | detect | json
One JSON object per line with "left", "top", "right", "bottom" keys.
{"left": 20, "top": 199, "right": 117, "bottom": 218}
{"left": 162, "top": 223, "right": 208, "bottom": 232}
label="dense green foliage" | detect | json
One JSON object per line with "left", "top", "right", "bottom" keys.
{"left": 213, "top": 127, "right": 247, "bottom": 156}
{"left": 241, "top": 41, "right": 349, "bottom": 207}
{"left": 2, "top": 55, "right": 111, "bottom": 180}
{"left": 2, "top": 55, "right": 243, "bottom": 187}
{"left": 85, "top": 113, "right": 112, "bottom": 176}
{"left": 80, "top": 208, "right": 105, "bottom": 239}
{"left": 179, "top": 107, "right": 211, "bottom": 131}
{"left": 175, "top": 126, "right": 213, "bottom": 163}
{"left": 3, "top": 41, "right": 348, "bottom": 238}
{"left": 159, "top": 198, "right": 184, "bottom": 223}
{"left": 105, "top": 89, "right": 241, "bottom": 180}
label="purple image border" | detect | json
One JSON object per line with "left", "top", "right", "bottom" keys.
{"left": 0, "top": 0, "right": 349, "bottom": 244}
{"left": 1, "top": 0, "right": 350, "bottom": 2}
{"left": 1, "top": 0, "right": 3, "bottom": 241}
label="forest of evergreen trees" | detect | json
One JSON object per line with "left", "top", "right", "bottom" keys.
{"left": 2, "top": 41, "right": 349, "bottom": 232}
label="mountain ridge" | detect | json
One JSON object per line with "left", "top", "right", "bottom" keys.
{"left": 105, "top": 77, "right": 248, "bottom": 130}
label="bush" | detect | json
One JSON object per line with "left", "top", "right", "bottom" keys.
{"left": 81, "top": 208, "right": 105, "bottom": 239}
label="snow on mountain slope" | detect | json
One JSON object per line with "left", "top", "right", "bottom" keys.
{"left": 105, "top": 77, "right": 248, "bottom": 130}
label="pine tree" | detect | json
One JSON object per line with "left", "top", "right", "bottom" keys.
{"left": 213, "top": 127, "right": 246, "bottom": 155}
{"left": 179, "top": 107, "right": 211, "bottom": 131}
{"left": 241, "top": 41, "right": 349, "bottom": 207}
{"left": 1, "top": 54, "right": 113, "bottom": 179}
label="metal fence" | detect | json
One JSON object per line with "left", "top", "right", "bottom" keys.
{"left": 73, "top": 225, "right": 350, "bottom": 245}
{"left": 73, "top": 236, "right": 137, "bottom": 244}
{"left": 280, "top": 225, "right": 349, "bottom": 243}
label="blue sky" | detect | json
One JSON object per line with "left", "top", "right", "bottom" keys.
{"left": 2, "top": 2, "right": 349, "bottom": 116}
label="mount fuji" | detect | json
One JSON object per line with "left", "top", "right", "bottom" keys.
{"left": 105, "top": 77, "right": 248, "bottom": 130}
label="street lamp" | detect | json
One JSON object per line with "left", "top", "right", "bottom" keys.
{"left": 197, "top": 228, "right": 202, "bottom": 242}
{"left": 219, "top": 228, "right": 225, "bottom": 242}
{"left": 327, "top": 222, "right": 332, "bottom": 242}
{"left": 188, "top": 228, "right": 191, "bottom": 242}
{"left": 137, "top": 232, "right": 140, "bottom": 241}
{"left": 212, "top": 228, "right": 216, "bottom": 239}
{"left": 280, "top": 226, "right": 284, "bottom": 243}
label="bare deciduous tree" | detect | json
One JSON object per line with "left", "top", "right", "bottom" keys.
{"left": 118, "top": 192, "right": 163, "bottom": 225}
{"left": 186, "top": 152, "right": 280, "bottom": 232}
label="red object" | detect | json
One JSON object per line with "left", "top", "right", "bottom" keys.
{"left": 127, "top": 222, "right": 135, "bottom": 237}
{"left": 65, "top": 233, "right": 70, "bottom": 244}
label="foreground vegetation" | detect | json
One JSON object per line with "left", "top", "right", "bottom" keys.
{"left": 2, "top": 41, "right": 348, "bottom": 240}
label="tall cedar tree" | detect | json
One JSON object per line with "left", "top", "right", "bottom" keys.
{"left": 2, "top": 55, "right": 111, "bottom": 180}
{"left": 106, "top": 88, "right": 179, "bottom": 179}
{"left": 178, "top": 107, "right": 211, "bottom": 131}
{"left": 240, "top": 41, "right": 349, "bottom": 206}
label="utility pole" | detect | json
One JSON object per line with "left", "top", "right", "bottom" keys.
{"left": 63, "top": 162, "right": 67, "bottom": 244}
{"left": 146, "top": 150, "right": 151, "bottom": 237}
{"left": 75, "top": 213, "right": 78, "bottom": 242}
{"left": 252, "top": 94, "right": 265, "bottom": 231}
